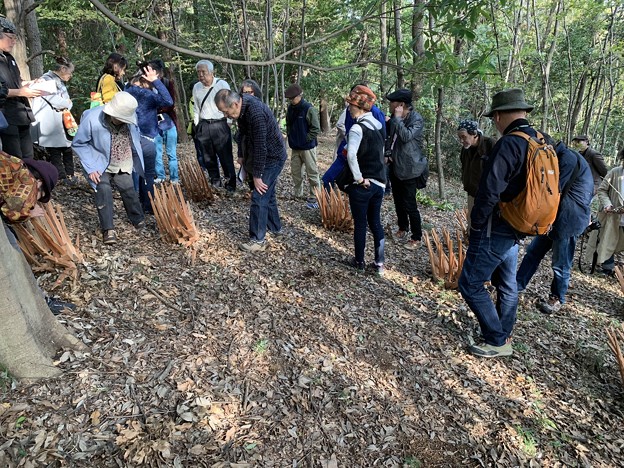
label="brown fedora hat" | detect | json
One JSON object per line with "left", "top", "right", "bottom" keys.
{"left": 484, "top": 88, "right": 534, "bottom": 117}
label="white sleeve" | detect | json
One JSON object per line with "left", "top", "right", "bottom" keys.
{"left": 346, "top": 124, "right": 363, "bottom": 182}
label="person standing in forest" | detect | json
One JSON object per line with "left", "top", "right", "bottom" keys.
{"left": 457, "top": 120, "right": 496, "bottom": 231}
{"left": 458, "top": 88, "right": 537, "bottom": 358}
{"left": 96, "top": 53, "right": 127, "bottom": 104}
{"left": 571, "top": 135, "right": 608, "bottom": 195}
{"left": 193, "top": 60, "right": 236, "bottom": 192}
{"left": 214, "top": 89, "right": 287, "bottom": 253}
{"left": 31, "top": 56, "right": 77, "bottom": 184}
{"left": 284, "top": 84, "right": 321, "bottom": 209}
{"left": 385, "top": 88, "right": 427, "bottom": 250}
{"left": 0, "top": 16, "right": 41, "bottom": 159}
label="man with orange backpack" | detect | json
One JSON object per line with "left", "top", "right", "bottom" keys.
{"left": 458, "top": 88, "right": 559, "bottom": 358}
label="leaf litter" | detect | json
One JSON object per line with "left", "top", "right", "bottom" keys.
{"left": 1, "top": 137, "right": 624, "bottom": 467}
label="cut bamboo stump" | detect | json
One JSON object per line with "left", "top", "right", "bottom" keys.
{"left": 614, "top": 266, "right": 624, "bottom": 294}
{"left": 179, "top": 157, "right": 214, "bottom": 203}
{"left": 12, "top": 201, "right": 83, "bottom": 288}
{"left": 606, "top": 325, "right": 624, "bottom": 389}
{"left": 455, "top": 208, "right": 468, "bottom": 240}
{"left": 423, "top": 227, "right": 465, "bottom": 289}
{"left": 148, "top": 183, "right": 200, "bottom": 263}
{"left": 314, "top": 187, "right": 353, "bottom": 232}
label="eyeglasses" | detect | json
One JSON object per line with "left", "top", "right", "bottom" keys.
{"left": 242, "top": 89, "right": 254, "bottom": 95}
{"left": 3, "top": 33, "right": 16, "bottom": 42}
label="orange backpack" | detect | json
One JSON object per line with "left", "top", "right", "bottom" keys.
{"left": 498, "top": 131, "right": 560, "bottom": 235}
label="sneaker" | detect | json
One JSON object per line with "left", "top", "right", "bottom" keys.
{"left": 134, "top": 220, "right": 146, "bottom": 230}
{"left": 46, "top": 297, "right": 76, "bottom": 316}
{"left": 538, "top": 296, "right": 562, "bottom": 314}
{"left": 103, "top": 229, "right": 117, "bottom": 245}
{"left": 369, "top": 263, "right": 385, "bottom": 276}
{"left": 226, "top": 185, "right": 236, "bottom": 193}
{"left": 171, "top": 180, "right": 180, "bottom": 185}
{"left": 240, "top": 240, "right": 267, "bottom": 252}
{"left": 211, "top": 179, "right": 223, "bottom": 188}
{"left": 65, "top": 175, "right": 77, "bottom": 186}
{"left": 405, "top": 239, "right": 421, "bottom": 250}
{"left": 154, "top": 178, "right": 164, "bottom": 184}
{"left": 306, "top": 199, "right": 319, "bottom": 209}
{"left": 268, "top": 229, "right": 283, "bottom": 237}
{"left": 468, "top": 342, "right": 513, "bottom": 358}
{"left": 346, "top": 257, "right": 366, "bottom": 272}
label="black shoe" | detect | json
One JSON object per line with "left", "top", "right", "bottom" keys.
{"left": 103, "top": 229, "right": 117, "bottom": 245}
{"left": 46, "top": 297, "right": 76, "bottom": 315}
{"left": 345, "top": 257, "right": 365, "bottom": 272}
{"left": 134, "top": 220, "right": 146, "bottom": 230}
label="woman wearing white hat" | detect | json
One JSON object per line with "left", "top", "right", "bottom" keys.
{"left": 72, "top": 91, "right": 145, "bottom": 244}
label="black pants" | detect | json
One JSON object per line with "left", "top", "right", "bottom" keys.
{"left": 45, "top": 147, "right": 74, "bottom": 179}
{"left": 390, "top": 171, "right": 422, "bottom": 241}
{"left": 195, "top": 119, "right": 236, "bottom": 189}
{"left": 0, "top": 124, "right": 34, "bottom": 159}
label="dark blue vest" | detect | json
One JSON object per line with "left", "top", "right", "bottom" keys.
{"left": 287, "top": 99, "right": 317, "bottom": 150}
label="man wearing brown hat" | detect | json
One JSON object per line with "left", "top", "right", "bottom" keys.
{"left": 458, "top": 88, "right": 538, "bottom": 358}
{"left": 284, "top": 83, "right": 321, "bottom": 208}
{"left": 571, "top": 135, "right": 607, "bottom": 194}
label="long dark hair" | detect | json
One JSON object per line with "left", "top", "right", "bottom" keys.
{"left": 101, "top": 53, "right": 127, "bottom": 78}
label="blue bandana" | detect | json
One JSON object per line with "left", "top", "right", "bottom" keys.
{"left": 458, "top": 119, "right": 480, "bottom": 136}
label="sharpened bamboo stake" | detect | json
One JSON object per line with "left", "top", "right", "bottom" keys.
{"left": 424, "top": 227, "right": 466, "bottom": 289}
{"left": 179, "top": 157, "right": 214, "bottom": 202}
{"left": 149, "top": 183, "right": 200, "bottom": 250}
{"left": 12, "top": 201, "right": 83, "bottom": 287}
{"left": 606, "top": 325, "right": 624, "bottom": 388}
{"left": 314, "top": 187, "right": 353, "bottom": 231}
{"left": 615, "top": 266, "right": 624, "bottom": 294}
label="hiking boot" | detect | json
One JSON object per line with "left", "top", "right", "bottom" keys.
{"left": 46, "top": 297, "right": 76, "bottom": 316}
{"left": 346, "top": 257, "right": 366, "bottom": 272}
{"left": 538, "top": 296, "right": 562, "bottom": 314}
{"left": 468, "top": 342, "right": 513, "bottom": 358}
{"left": 103, "top": 229, "right": 117, "bottom": 245}
{"left": 405, "top": 239, "right": 421, "bottom": 250}
{"left": 240, "top": 240, "right": 267, "bottom": 252}
{"left": 394, "top": 230, "right": 408, "bottom": 240}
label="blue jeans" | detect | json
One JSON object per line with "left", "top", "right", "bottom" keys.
{"left": 347, "top": 183, "right": 385, "bottom": 265}
{"left": 249, "top": 160, "right": 284, "bottom": 242}
{"left": 516, "top": 235, "right": 577, "bottom": 303}
{"left": 322, "top": 155, "right": 346, "bottom": 190}
{"left": 458, "top": 220, "right": 519, "bottom": 347}
{"left": 138, "top": 136, "right": 156, "bottom": 213}
{"left": 155, "top": 126, "right": 179, "bottom": 182}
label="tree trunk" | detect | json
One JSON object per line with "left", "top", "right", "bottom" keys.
{"left": 0, "top": 225, "right": 87, "bottom": 381}
{"left": 297, "top": 0, "right": 307, "bottom": 83}
{"left": 379, "top": 0, "right": 388, "bottom": 96}
{"left": 4, "top": 0, "right": 30, "bottom": 80}
{"left": 319, "top": 93, "right": 330, "bottom": 133}
{"left": 411, "top": 0, "right": 425, "bottom": 99}
{"left": 435, "top": 87, "right": 445, "bottom": 198}
{"left": 568, "top": 71, "right": 587, "bottom": 139}
{"left": 23, "top": 0, "right": 44, "bottom": 77}
{"left": 393, "top": 0, "right": 404, "bottom": 88}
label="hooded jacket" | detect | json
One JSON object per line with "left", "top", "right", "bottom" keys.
{"left": 386, "top": 109, "right": 426, "bottom": 181}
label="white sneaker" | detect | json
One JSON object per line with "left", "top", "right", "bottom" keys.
{"left": 239, "top": 240, "right": 267, "bottom": 252}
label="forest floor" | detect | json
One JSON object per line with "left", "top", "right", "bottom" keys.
{"left": 1, "top": 135, "right": 624, "bottom": 467}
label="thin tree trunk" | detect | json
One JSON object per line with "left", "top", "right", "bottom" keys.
{"left": 4, "top": 0, "right": 30, "bottom": 79}
{"left": 435, "top": 87, "right": 445, "bottom": 198}
{"left": 505, "top": 0, "right": 523, "bottom": 83}
{"left": 393, "top": 0, "right": 404, "bottom": 88}
{"left": 319, "top": 93, "right": 330, "bottom": 133}
{"left": 379, "top": 0, "right": 388, "bottom": 96}
{"left": 0, "top": 225, "right": 87, "bottom": 381}
{"left": 411, "top": 0, "right": 425, "bottom": 99}
{"left": 297, "top": 0, "right": 306, "bottom": 83}
{"left": 569, "top": 72, "right": 587, "bottom": 138}
{"left": 23, "top": 0, "right": 43, "bottom": 77}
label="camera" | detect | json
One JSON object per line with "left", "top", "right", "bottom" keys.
{"left": 136, "top": 61, "right": 149, "bottom": 73}
{"left": 583, "top": 217, "right": 601, "bottom": 236}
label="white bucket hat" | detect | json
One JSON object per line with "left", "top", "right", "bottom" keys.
{"left": 103, "top": 91, "right": 138, "bottom": 126}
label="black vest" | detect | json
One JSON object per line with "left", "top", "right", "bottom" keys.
{"left": 355, "top": 122, "right": 385, "bottom": 183}
{"left": 286, "top": 99, "right": 316, "bottom": 150}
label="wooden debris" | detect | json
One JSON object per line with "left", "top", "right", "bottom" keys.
{"left": 423, "top": 227, "right": 465, "bottom": 289}
{"left": 314, "top": 186, "right": 352, "bottom": 231}
{"left": 12, "top": 201, "right": 83, "bottom": 288}
{"left": 614, "top": 266, "right": 624, "bottom": 294}
{"left": 606, "top": 325, "right": 624, "bottom": 388}
{"left": 455, "top": 208, "right": 468, "bottom": 240}
{"left": 179, "top": 157, "right": 214, "bottom": 202}
{"left": 148, "top": 183, "right": 200, "bottom": 261}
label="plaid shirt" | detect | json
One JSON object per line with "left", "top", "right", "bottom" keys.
{"left": 236, "top": 95, "right": 286, "bottom": 177}
{"left": 0, "top": 151, "right": 37, "bottom": 223}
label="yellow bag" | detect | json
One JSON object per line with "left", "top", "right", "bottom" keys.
{"left": 89, "top": 77, "right": 104, "bottom": 108}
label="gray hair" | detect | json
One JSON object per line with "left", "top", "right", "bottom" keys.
{"left": 214, "top": 89, "right": 240, "bottom": 108}
{"left": 195, "top": 60, "right": 214, "bottom": 72}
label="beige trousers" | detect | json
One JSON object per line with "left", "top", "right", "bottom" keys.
{"left": 291, "top": 147, "right": 321, "bottom": 198}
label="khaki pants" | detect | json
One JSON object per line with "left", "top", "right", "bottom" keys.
{"left": 291, "top": 147, "right": 321, "bottom": 198}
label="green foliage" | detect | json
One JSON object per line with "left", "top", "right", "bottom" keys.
{"left": 415, "top": 191, "right": 455, "bottom": 211}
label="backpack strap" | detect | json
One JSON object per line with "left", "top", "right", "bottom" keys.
{"left": 197, "top": 79, "right": 221, "bottom": 116}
